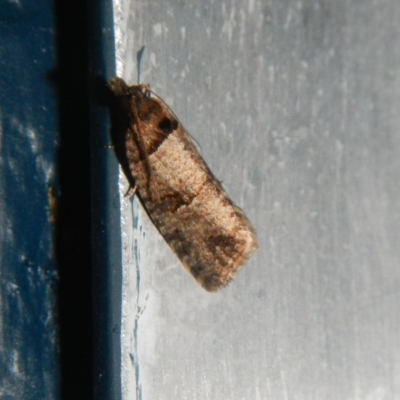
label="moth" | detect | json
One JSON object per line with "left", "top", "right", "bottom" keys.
{"left": 110, "top": 77, "right": 257, "bottom": 291}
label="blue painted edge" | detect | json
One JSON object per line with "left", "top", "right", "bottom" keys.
{"left": 88, "top": 0, "right": 122, "bottom": 399}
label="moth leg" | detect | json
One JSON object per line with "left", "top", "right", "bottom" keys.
{"left": 124, "top": 185, "right": 138, "bottom": 198}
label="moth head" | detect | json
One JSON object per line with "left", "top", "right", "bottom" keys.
{"left": 110, "top": 78, "right": 150, "bottom": 97}
{"left": 109, "top": 77, "right": 129, "bottom": 96}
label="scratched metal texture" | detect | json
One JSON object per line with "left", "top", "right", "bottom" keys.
{"left": 113, "top": 0, "right": 400, "bottom": 399}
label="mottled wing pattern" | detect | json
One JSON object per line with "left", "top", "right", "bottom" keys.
{"left": 110, "top": 77, "right": 257, "bottom": 291}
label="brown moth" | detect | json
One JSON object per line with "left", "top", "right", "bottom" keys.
{"left": 110, "top": 77, "right": 257, "bottom": 291}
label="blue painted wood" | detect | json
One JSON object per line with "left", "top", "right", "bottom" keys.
{"left": 0, "top": 2, "right": 60, "bottom": 399}
{"left": 0, "top": 0, "right": 122, "bottom": 398}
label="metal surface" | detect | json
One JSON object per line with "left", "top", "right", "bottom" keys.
{"left": 113, "top": 0, "right": 400, "bottom": 399}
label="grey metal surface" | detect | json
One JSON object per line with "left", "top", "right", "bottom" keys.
{"left": 113, "top": 0, "right": 400, "bottom": 399}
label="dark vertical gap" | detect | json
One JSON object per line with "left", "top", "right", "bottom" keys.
{"left": 53, "top": 0, "right": 93, "bottom": 398}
